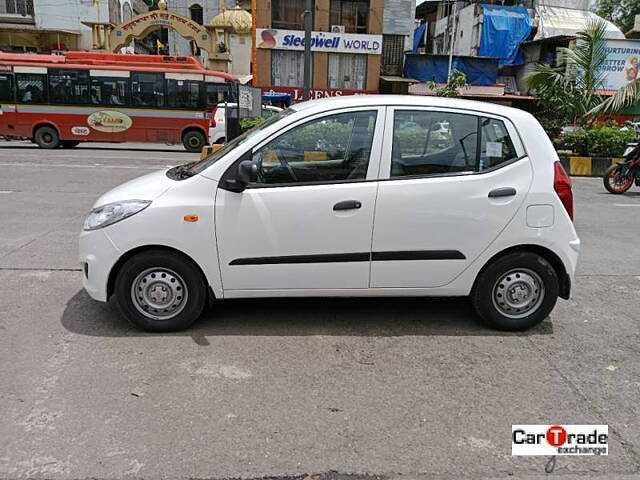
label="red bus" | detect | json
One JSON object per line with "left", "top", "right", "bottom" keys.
{"left": 0, "top": 51, "right": 237, "bottom": 152}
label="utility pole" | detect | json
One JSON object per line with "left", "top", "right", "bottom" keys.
{"left": 447, "top": 0, "right": 458, "bottom": 81}
{"left": 303, "top": 0, "right": 313, "bottom": 101}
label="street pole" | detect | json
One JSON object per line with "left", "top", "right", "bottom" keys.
{"left": 303, "top": 0, "right": 312, "bottom": 101}
{"left": 447, "top": 0, "right": 458, "bottom": 81}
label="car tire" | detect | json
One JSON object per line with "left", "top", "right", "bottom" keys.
{"left": 471, "top": 251, "right": 559, "bottom": 331}
{"left": 60, "top": 140, "right": 80, "bottom": 148}
{"left": 182, "top": 130, "right": 206, "bottom": 153}
{"left": 114, "top": 250, "right": 208, "bottom": 332}
{"left": 34, "top": 126, "right": 60, "bottom": 149}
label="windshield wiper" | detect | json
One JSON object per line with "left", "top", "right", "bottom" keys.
{"left": 169, "top": 162, "right": 197, "bottom": 180}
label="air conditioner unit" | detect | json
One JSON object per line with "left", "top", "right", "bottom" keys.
{"left": 331, "top": 25, "right": 346, "bottom": 33}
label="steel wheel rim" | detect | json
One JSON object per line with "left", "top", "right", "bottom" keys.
{"left": 188, "top": 136, "right": 201, "bottom": 148}
{"left": 131, "top": 267, "right": 188, "bottom": 320}
{"left": 492, "top": 268, "right": 545, "bottom": 319}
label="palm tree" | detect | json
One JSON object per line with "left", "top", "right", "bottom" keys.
{"left": 526, "top": 20, "right": 609, "bottom": 124}
{"left": 590, "top": 71, "right": 640, "bottom": 115}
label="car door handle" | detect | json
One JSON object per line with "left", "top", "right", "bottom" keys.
{"left": 488, "top": 187, "right": 517, "bottom": 198}
{"left": 333, "top": 200, "right": 362, "bottom": 211}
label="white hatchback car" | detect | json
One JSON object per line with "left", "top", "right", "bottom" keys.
{"left": 80, "top": 95, "right": 579, "bottom": 332}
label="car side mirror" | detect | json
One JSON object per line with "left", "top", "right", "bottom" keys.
{"left": 236, "top": 160, "right": 258, "bottom": 187}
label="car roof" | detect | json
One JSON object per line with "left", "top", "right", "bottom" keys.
{"left": 291, "top": 95, "right": 532, "bottom": 123}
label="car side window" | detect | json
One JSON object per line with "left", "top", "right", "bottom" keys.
{"left": 478, "top": 117, "right": 518, "bottom": 171}
{"left": 391, "top": 110, "right": 478, "bottom": 178}
{"left": 251, "top": 110, "right": 377, "bottom": 186}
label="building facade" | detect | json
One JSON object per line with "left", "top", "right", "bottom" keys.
{"left": 256, "top": 0, "right": 415, "bottom": 99}
{"left": 0, "top": 0, "right": 147, "bottom": 53}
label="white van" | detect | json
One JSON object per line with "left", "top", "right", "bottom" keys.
{"left": 80, "top": 95, "right": 579, "bottom": 332}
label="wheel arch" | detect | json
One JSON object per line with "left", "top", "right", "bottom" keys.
{"left": 181, "top": 125, "right": 207, "bottom": 141}
{"left": 107, "top": 244, "right": 215, "bottom": 304}
{"left": 473, "top": 244, "right": 571, "bottom": 299}
{"left": 32, "top": 121, "right": 59, "bottom": 138}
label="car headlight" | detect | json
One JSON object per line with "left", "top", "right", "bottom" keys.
{"left": 83, "top": 200, "right": 151, "bottom": 231}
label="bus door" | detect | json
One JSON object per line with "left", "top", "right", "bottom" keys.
{"left": 0, "top": 73, "right": 17, "bottom": 135}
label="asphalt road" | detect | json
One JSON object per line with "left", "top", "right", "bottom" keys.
{"left": 0, "top": 141, "right": 639, "bottom": 479}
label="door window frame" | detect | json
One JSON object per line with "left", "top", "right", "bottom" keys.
{"left": 377, "top": 106, "right": 526, "bottom": 181}
{"left": 221, "top": 106, "right": 386, "bottom": 189}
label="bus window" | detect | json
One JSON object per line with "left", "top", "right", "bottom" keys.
{"left": 91, "top": 77, "right": 130, "bottom": 107}
{"left": 49, "top": 69, "right": 89, "bottom": 105}
{"left": 205, "top": 83, "right": 230, "bottom": 109}
{"left": 16, "top": 73, "right": 47, "bottom": 104}
{"left": 0, "top": 75, "right": 13, "bottom": 103}
{"left": 131, "top": 72, "right": 164, "bottom": 108}
{"left": 166, "top": 79, "right": 202, "bottom": 109}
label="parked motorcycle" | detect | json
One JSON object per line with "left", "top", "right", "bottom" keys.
{"left": 603, "top": 139, "right": 640, "bottom": 194}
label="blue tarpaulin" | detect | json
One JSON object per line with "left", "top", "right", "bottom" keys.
{"left": 403, "top": 54, "right": 498, "bottom": 85}
{"left": 413, "top": 23, "right": 426, "bottom": 52}
{"left": 479, "top": 4, "right": 532, "bottom": 66}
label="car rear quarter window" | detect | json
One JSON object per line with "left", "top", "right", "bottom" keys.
{"left": 479, "top": 117, "right": 518, "bottom": 171}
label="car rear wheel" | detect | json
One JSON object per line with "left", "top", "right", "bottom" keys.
{"left": 114, "top": 250, "right": 208, "bottom": 332}
{"left": 182, "top": 130, "right": 206, "bottom": 153}
{"left": 34, "top": 126, "right": 60, "bottom": 149}
{"left": 471, "top": 251, "right": 559, "bottom": 331}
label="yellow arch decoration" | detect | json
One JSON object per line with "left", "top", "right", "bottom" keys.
{"left": 109, "top": 10, "right": 212, "bottom": 54}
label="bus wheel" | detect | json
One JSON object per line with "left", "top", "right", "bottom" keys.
{"left": 183, "top": 130, "right": 206, "bottom": 153}
{"left": 61, "top": 140, "right": 80, "bottom": 148}
{"left": 34, "top": 126, "right": 60, "bottom": 149}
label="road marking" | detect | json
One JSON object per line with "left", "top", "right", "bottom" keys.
{"left": 614, "top": 203, "right": 640, "bottom": 207}
{"left": 0, "top": 190, "right": 14, "bottom": 193}
{"left": 0, "top": 162, "right": 164, "bottom": 170}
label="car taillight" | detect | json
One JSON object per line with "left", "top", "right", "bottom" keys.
{"left": 209, "top": 108, "right": 217, "bottom": 128}
{"left": 553, "top": 161, "right": 573, "bottom": 220}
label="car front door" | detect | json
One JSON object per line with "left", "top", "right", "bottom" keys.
{"left": 215, "top": 107, "right": 385, "bottom": 293}
{"left": 370, "top": 107, "right": 532, "bottom": 288}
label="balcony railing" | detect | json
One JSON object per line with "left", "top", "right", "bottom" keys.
{"left": 0, "top": 0, "right": 34, "bottom": 17}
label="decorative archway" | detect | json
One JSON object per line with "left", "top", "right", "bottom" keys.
{"left": 83, "top": 5, "right": 232, "bottom": 71}
{"left": 109, "top": 10, "right": 211, "bottom": 55}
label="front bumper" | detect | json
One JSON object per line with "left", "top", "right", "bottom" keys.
{"left": 79, "top": 229, "right": 121, "bottom": 302}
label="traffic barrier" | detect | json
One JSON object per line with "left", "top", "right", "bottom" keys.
{"left": 557, "top": 156, "right": 624, "bottom": 177}
{"left": 200, "top": 143, "right": 224, "bottom": 160}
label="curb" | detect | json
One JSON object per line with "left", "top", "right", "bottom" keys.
{"left": 558, "top": 156, "right": 623, "bottom": 177}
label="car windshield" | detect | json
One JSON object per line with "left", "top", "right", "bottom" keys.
{"left": 186, "top": 108, "right": 294, "bottom": 175}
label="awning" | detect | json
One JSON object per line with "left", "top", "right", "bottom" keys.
{"left": 236, "top": 74, "right": 253, "bottom": 85}
{"left": 380, "top": 75, "right": 418, "bottom": 83}
{"left": 534, "top": 6, "right": 624, "bottom": 40}
{"left": 0, "top": 23, "right": 81, "bottom": 34}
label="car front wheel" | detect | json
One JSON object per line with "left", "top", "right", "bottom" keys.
{"left": 471, "top": 251, "right": 559, "bottom": 331}
{"left": 114, "top": 250, "right": 208, "bottom": 332}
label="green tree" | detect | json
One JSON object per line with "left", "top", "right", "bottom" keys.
{"left": 597, "top": 0, "right": 640, "bottom": 35}
{"left": 428, "top": 70, "right": 468, "bottom": 97}
{"left": 526, "top": 19, "right": 609, "bottom": 126}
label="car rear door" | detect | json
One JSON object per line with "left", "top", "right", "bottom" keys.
{"left": 370, "top": 106, "right": 532, "bottom": 288}
{"left": 215, "top": 107, "right": 385, "bottom": 293}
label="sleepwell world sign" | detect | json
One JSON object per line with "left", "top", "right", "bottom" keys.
{"left": 599, "top": 39, "right": 640, "bottom": 91}
{"left": 256, "top": 28, "right": 382, "bottom": 55}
